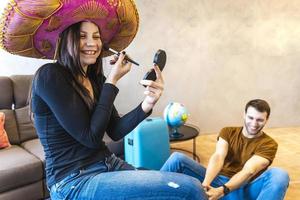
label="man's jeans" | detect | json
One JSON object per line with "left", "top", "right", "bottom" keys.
{"left": 50, "top": 154, "right": 208, "bottom": 200}
{"left": 161, "top": 152, "right": 290, "bottom": 200}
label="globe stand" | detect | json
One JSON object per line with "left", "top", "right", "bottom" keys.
{"left": 169, "top": 126, "right": 184, "bottom": 139}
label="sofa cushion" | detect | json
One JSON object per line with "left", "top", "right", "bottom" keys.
{"left": 11, "top": 75, "right": 33, "bottom": 109}
{"left": 0, "top": 77, "right": 13, "bottom": 110}
{"left": 0, "top": 145, "right": 43, "bottom": 193}
{"left": 21, "top": 138, "right": 45, "bottom": 163}
{"left": 0, "top": 180, "right": 44, "bottom": 200}
{"left": 0, "top": 112, "right": 11, "bottom": 149}
{"left": 0, "top": 109, "right": 20, "bottom": 145}
{"left": 15, "top": 106, "right": 37, "bottom": 143}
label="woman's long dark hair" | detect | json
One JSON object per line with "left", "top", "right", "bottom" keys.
{"left": 29, "top": 21, "right": 104, "bottom": 120}
{"left": 56, "top": 22, "right": 104, "bottom": 111}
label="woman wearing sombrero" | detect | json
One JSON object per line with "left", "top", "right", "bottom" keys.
{"left": 1, "top": 0, "right": 207, "bottom": 199}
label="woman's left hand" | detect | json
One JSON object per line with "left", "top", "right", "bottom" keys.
{"left": 140, "top": 65, "right": 164, "bottom": 113}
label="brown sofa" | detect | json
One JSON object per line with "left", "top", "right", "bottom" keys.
{"left": 0, "top": 75, "right": 124, "bottom": 200}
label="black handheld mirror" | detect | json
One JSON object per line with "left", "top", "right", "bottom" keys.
{"left": 143, "top": 49, "right": 167, "bottom": 81}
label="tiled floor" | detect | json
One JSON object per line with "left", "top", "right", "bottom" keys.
{"left": 171, "top": 127, "right": 300, "bottom": 200}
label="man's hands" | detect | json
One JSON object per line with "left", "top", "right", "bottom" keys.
{"left": 140, "top": 65, "right": 164, "bottom": 113}
{"left": 202, "top": 185, "right": 224, "bottom": 200}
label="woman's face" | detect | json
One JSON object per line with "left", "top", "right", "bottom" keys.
{"left": 79, "top": 21, "right": 102, "bottom": 69}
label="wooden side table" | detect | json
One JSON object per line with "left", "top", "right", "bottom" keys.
{"left": 169, "top": 124, "right": 200, "bottom": 162}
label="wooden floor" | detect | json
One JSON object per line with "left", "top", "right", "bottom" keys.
{"left": 170, "top": 127, "right": 300, "bottom": 200}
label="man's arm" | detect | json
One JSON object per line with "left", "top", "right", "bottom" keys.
{"left": 202, "top": 137, "right": 228, "bottom": 188}
{"left": 206, "top": 155, "right": 270, "bottom": 200}
{"left": 224, "top": 155, "right": 270, "bottom": 191}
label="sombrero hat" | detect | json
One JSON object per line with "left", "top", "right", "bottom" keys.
{"left": 0, "top": 0, "right": 139, "bottom": 59}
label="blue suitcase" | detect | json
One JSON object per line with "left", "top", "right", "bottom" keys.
{"left": 124, "top": 117, "right": 170, "bottom": 170}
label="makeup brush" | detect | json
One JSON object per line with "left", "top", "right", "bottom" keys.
{"left": 103, "top": 45, "right": 140, "bottom": 66}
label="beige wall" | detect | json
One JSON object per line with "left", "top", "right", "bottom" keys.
{"left": 114, "top": 0, "right": 300, "bottom": 133}
{"left": 1, "top": 1, "right": 300, "bottom": 133}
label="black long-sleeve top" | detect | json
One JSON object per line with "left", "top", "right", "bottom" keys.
{"left": 31, "top": 63, "right": 150, "bottom": 187}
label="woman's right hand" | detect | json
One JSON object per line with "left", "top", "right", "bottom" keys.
{"left": 106, "top": 52, "right": 132, "bottom": 85}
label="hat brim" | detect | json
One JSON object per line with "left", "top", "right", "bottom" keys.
{"left": 0, "top": 0, "right": 139, "bottom": 59}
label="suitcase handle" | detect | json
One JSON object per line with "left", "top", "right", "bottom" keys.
{"left": 128, "top": 138, "right": 134, "bottom": 146}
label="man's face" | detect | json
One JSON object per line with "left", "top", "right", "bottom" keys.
{"left": 244, "top": 106, "right": 268, "bottom": 136}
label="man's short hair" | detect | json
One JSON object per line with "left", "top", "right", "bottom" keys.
{"left": 245, "top": 99, "right": 271, "bottom": 119}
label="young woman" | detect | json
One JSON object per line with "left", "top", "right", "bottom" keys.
{"left": 30, "top": 21, "right": 208, "bottom": 199}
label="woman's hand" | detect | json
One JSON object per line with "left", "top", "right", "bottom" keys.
{"left": 140, "top": 65, "right": 164, "bottom": 113}
{"left": 106, "top": 52, "right": 132, "bottom": 85}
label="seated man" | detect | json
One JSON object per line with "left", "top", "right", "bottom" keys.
{"left": 161, "top": 99, "right": 290, "bottom": 200}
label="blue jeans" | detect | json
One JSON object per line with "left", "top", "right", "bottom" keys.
{"left": 161, "top": 152, "right": 290, "bottom": 200}
{"left": 50, "top": 154, "right": 208, "bottom": 200}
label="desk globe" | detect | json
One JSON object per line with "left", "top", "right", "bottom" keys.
{"left": 163, "top": 102, "right": 188, "bottom": 138}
